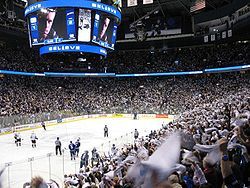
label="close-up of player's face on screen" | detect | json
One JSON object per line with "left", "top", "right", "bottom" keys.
{"left": 38, "top": 9, "right": 57, "bottom": 41}
{"left": 42, "top": 11, "right": 56, "bottom": 39}
{"left": 31, "top": 8, "right": 74, "bottom": 45}
{"left": 92, "top": 12, "right": 117, "bottom": 49}
{"left": 99, "top": 17, "right": 111, "bottom": 42}
{"left": 98, "top": 15, "right": 114, "bottom": 44}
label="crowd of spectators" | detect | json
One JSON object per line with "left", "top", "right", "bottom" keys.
{"left": 18, "top": 71, "right": 250, "bottom": 188}
{"left": 0, "top": 42, "right": 249, "bottom": 73}
{"left": 0, "top": 41, "right": 249, "bottom": 187}
{"left": 0, "top": 73, "right": 249, "bottom": 118}
{"left": 107, "top": 42, "right": 249, "bottom": 73}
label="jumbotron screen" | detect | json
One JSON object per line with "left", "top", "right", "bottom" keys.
{"left": 78, "top": 9, "right": 92, "bottom": 42}
{"left": 27, "top": 7, "right": 118, "bottom": 50}
{"left": 28, "top": 8, "right": 76, "bottom": 46}
{"left": 92, "top": 12, "right": 118, "bottom": 49}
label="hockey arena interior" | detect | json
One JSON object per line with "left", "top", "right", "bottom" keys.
{"left": 0, "top": 0, "right": 250, "bottom": 187}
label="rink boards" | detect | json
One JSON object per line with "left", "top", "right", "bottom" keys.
{"left": 0, "top": 116, "right": 173, "bottom": 188}
{"left": 0, "top": 113, "right": 173, "bottom": 136}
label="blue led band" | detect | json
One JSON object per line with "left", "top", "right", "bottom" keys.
{"left": 39, "top": 43, "right": 107, "bottom": 56}
{"left": 25, "top": 0, "right": 121, "bottom": 21}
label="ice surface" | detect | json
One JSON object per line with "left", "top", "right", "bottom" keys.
{"left": 0, "top": 118, "right": 170, "bottom": 188}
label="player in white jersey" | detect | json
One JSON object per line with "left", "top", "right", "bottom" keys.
{"left": 30, "top": 131, "right": 38, "bottom": 148}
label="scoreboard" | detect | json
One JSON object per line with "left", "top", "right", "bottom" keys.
{"left": 25, "top": 0, "right": 121, "bottom": 56}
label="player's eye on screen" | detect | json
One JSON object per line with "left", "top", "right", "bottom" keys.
{"left": 47, "top": 19, "right": 53, "bottom": 27}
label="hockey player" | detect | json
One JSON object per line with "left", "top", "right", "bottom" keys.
{"left": 75, "top": 138, "right": 81, "bottom": 157}
{"left": 14, "top": 132, "right": 21, "bottom": 146}
{"left": 30, "top": 131, "right": 38, "bottom": 148}
{"left": 41, "top": 121, "right": 46, "bottom": 131}
{"left": 104, "top": 125, "right": 108, "bottom": 137}
{"left": 134, "top": 129, "right": 139, "bottom": 139}
{"left": 133, "top": 112, "right": 138, "bottom": 120}
{"left": 80, "top": 150, "right": 89, "bottom": 169}
{"left": 91, "top": 147, "right": 100, "bottom": 167}
{"left": 68, "top": 141, "right": 76, "bottom": 160}
{"left": 55, "top": 137, "right": 62, "bottom": 155}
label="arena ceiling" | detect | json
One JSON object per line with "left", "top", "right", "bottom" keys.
{"left": 121, "top": 0, "right": 233, "bottom": 19}
{"left": 10, "top": 0, "right": 235, "bottom": 19}
{"left": 0, "top": 0, "right": 243, "bottom": 48}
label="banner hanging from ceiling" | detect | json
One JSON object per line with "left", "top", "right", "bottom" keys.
{"left": 127, "top": 0, "right": 137, "bottom": 7}
{"left": 143, "top": 0, "right": 153, "bottom": 5}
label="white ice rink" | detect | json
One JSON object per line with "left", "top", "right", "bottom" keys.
{"left": 0, "top": 117, "right": 171, "bottom": 188}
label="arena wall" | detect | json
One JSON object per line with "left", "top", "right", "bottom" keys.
{"left": 0, "top": 113, "right": 174, "bottom": 135}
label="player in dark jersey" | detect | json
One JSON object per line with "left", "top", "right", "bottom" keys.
{"left": 41, "top": 121, "right": 46, "bottom": 131}
{"left": 134, "top": 129, "right": 139, "bottom": 139}
{"left": 69, "top": 141, "right": 76, "bottom": 160}
{"left": 14, "top": 132, "right": 21, "bottom": 146}
{"left": 75, "top": 138, "right": 81, "bottom": 157}
{"left": 55, "top": 137, "right": 62, "bottom": 155}
{"left": 104, "top": 125, "right": 108, "bottom": 137}
{"left": 80, "top": 150, "right": 89, "bottom": 169}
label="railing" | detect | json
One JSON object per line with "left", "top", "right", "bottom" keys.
{"left": 0, "top": 128, "right": 150, "bottom": 188}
